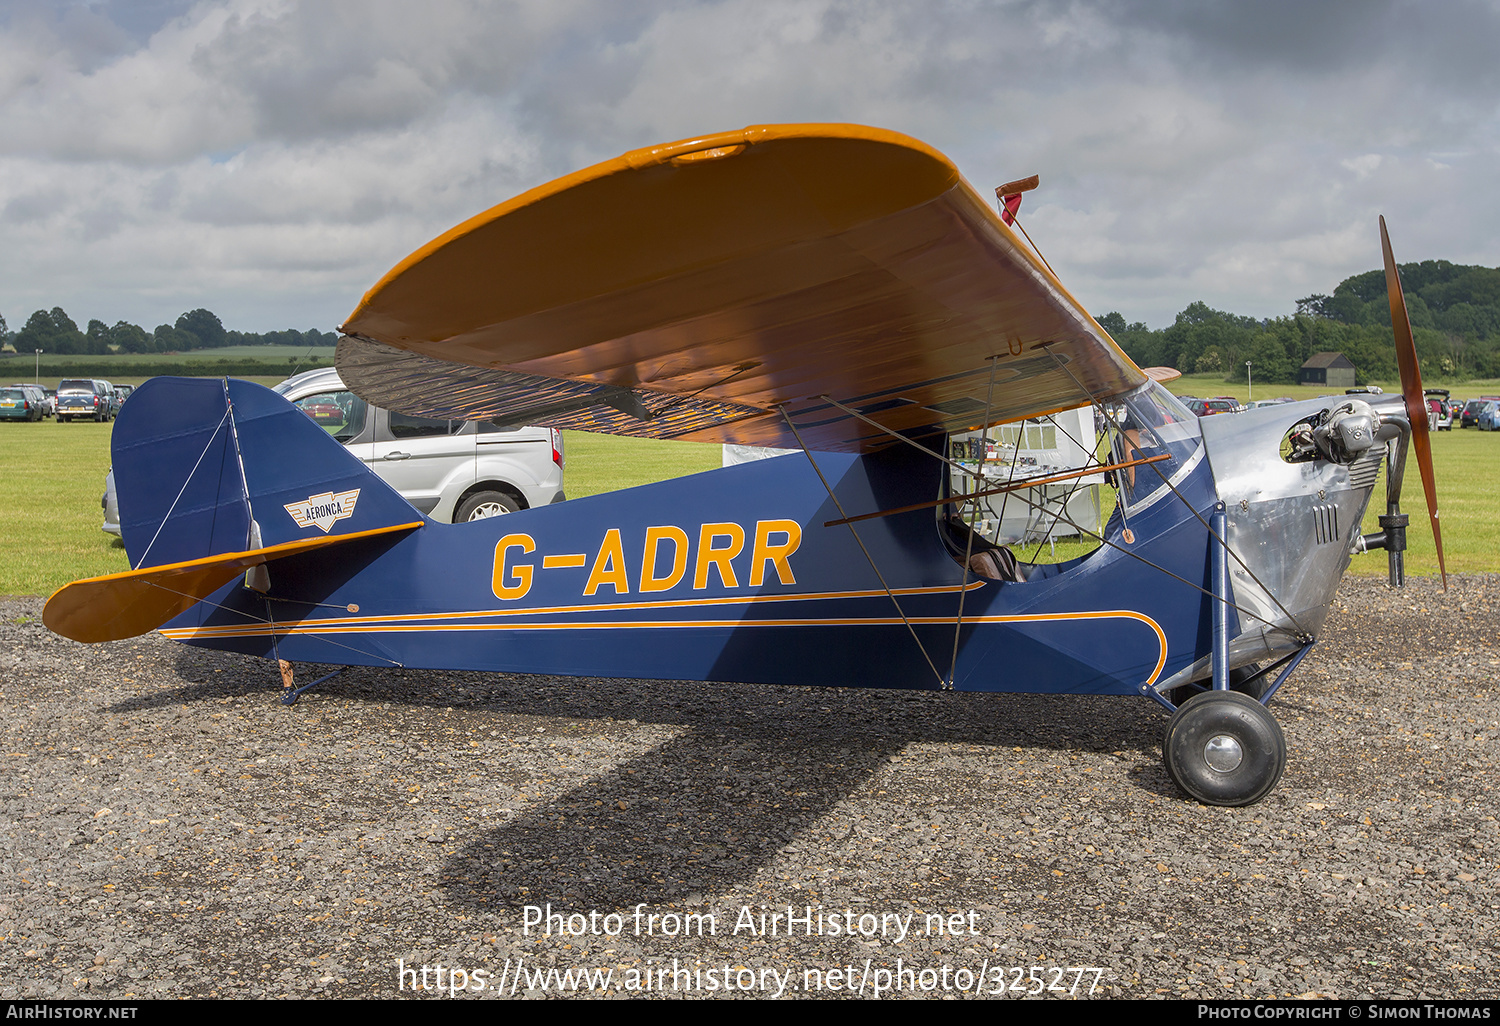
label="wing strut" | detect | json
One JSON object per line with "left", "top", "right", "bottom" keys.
{"left": 777, "top": 407, "right": 947, "bottom": 689}
{"left": 946, "top": 358, "right": 1001, "bottom": 689}
{"left": 799, "top": 371, "right": 1019, "bottom": 688}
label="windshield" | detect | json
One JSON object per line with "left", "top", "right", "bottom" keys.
{"left": 1103, "top": 383, "right": 1203, "bottom": 512}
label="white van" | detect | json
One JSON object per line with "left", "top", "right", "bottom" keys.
{"left": 271, "top": 367, "right": 565, "bottom": 521}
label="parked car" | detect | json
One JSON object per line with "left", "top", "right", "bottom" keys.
{"left": 0, "top": 386, "right": 43, "bottom": 421}
{"left": 1477, "top": 401, "right": 1500, "bottom": 432}
{"left": 57, "top": 378, "right": 115, "bottom": 422}
{"left": 1461, "top": 397, "right": 1500, "bottom": 428}
{"left": 6, "top": 384, "right": 50, "bottom": 419}
{"left": 10, "top": 383, "right": 54, "bottom": 417}
{"left": 271, "top": 367, "right": 565, "bottom": 522}
{"left": 1184, "top": 397, "right": 1239, "bottom": 417}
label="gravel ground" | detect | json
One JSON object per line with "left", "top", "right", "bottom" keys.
{"left": 2, "top": 573, "right": 1496, "bottom": 1001}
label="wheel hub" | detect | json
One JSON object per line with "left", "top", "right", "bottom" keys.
{"left": 1203, "top": 734, "right": 1243, "bottom": 773}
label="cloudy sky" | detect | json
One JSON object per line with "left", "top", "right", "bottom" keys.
{"left": 2, "top": 0, "right": 1496, "bottom": 335}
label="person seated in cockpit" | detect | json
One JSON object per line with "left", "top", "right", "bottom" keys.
{"left": 940, "top": 513, "right": 1030, "bottom": 582}
{"left": 1110, "top": 398, "right": 1178, "bottom": 498}
{"left": 1102, "top": 390, "right": 1189, "bottom": 541}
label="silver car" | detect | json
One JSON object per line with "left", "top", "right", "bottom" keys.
{"left": 271, "top": 367, "right": 565, "bottom": 521}
{"left": 103, "top": 468, "right": 120, "bottom": 536}
{"left": 103, "top": 370, "right": 565, "bottom": 535}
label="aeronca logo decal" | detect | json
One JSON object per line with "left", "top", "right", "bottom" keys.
{"left": 284, "top": 489, "right": 359, "bottom": 532}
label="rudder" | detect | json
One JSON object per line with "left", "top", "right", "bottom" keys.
{"left": 115, "top": 377, "right": 418, "bottom": 569}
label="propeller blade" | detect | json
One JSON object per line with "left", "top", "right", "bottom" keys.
{"left": 1380, "top": 215, "right": 1447, "bottom": 589}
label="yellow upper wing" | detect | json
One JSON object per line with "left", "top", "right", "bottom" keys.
{"left": 339, "top": 123, "right": 1145, "bottom": 452}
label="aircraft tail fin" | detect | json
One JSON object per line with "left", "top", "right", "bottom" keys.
{"left": 112, "top": 377, "right": 419, "bottom": 569}
{"left": 44, "top": 376, "right": 424, "bottom": 642}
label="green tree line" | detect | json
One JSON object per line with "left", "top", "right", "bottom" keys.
{"left": 5, "top": 258, "right": 1498, "bottom": 382}
{"left": 1098, "top": 260, "right": 1500, "bottom": 384}
{"left": 0, "top": 307, "right": 338, "bottom": 356}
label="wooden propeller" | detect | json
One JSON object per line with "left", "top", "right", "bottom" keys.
{"left": 1380, "top": 215, "right": 1447, "bottom": 589}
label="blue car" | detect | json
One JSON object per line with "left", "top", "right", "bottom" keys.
{"left": 1478, "top": 401, "right": 1500, "bottom": 432}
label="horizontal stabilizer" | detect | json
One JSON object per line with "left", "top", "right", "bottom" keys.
{"left": 44, "top": 521, "right": 422, "bottom": 643}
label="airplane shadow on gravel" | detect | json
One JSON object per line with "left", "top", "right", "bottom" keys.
{"left": 430, "top": 679, "right": 1169, "bottom": 915}
{"left": 441, "top": 727, "right": 907, "bottom": 915}
{"left": 126, "top": 643, "right": 1170, "bottom": 910}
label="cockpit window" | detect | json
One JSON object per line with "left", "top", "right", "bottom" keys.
{"left": 941, "top": 405, "right": 1110, "bottom": 581}
{"left": 1103, "top": 383, "right": 1203, "bottom": 512}
{"left": 938, "top": 384, "right": 1204, "bottom": 584}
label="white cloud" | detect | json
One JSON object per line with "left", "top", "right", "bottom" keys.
{"left": 0, "top": 0, "right": 1496, "bottom": 333}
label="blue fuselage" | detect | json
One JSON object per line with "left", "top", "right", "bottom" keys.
{"left": 166, "top": 437, "right": 1224, "bottom": 697}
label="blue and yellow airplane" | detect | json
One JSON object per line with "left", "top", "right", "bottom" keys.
{"left": 43, "top": 125, "right": 1443, "bottom": 806}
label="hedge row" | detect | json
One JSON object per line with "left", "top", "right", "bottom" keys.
{"left": 0, "top": 356, "right": 327, "bottom": 379}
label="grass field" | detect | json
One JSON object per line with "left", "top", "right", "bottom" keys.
{"left": 2, "top": 346, "right": 333, "bottom": 389}
{"left": 1169, "top": 371, "right": 1500, "bottom": 405}
{"left": 1, "top": 403, "right": 1488, "bottom": 597}
{"left": 1, "top": 420, "right": 122, "bottom": 597}
{"left": 561, "top": 431, "right": 722, "bottom": 499}
{"left": 1355, "top": 427, "right": 1497, "bottom": 577}
{"left": 0, "top": 422, "right": 727, "bottom": 596}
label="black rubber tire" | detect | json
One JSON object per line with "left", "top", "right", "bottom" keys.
{"left": 1163, "top": 691, "right": 1286, "bottom": 806}
{"left": 1228, "top": 661, "right": 1270, "bottom": 701}
{"left": 455, "top": 490, "right": 521, "bottom": 522}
